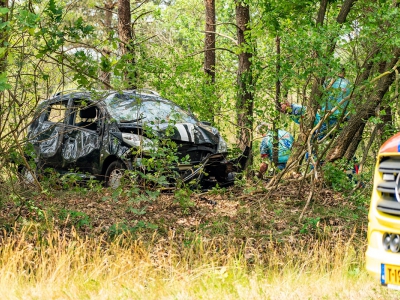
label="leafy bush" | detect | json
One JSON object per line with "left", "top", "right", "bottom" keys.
{"left": 322, "top": 160, "right": 357, "bottom": 192}
{"left": 174, "top": 187, "right": 194, "bottom": 214}
{"left": 59, "top": 209, "right": 91, "bottom": 229}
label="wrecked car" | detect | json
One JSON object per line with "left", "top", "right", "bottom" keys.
{"left": 20, "top": 90, "right": 244, "bottom": 189}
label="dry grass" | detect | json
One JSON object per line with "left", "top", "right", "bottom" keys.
{"left": 0, "top": 225, "right": 398, "bottom": 300}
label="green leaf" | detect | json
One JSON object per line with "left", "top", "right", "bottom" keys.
{"left": 0, "top": 47, "right": 6, "bottom": 58}
{"left": 0, "top": 72, "right": 11, "bottom": 91}
{"left": 0, "top": 7, "right": 9, "bottom": 15}
{"left": 0, "top": 21, "right": 9, "bottom": 29}
{"left": 45, "top": 0, "right": 63, "bottom": 22}
{"left": 17, "top": 10, "right": 40, "bottom": 29}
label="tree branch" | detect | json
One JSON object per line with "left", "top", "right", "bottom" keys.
{"left": 203, "top": 30, "right": 238, "bottom": 45}
{"left": 214, "top": 21, "right": 241, "bottom": 30}
{"left": 132, "top": 10, "right": 154, "bottom": 26}
{"left": 95, "top": 3, "right": 118, "bottom": 14}
{"left": 337, "top": 0, "right": 358, "bottom": 24}
{"left": 188, "top": 47, "right": 236, "bottom": 57}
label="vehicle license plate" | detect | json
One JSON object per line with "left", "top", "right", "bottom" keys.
{"left": 381, "top": 264, "right": 400, "bottom": 290}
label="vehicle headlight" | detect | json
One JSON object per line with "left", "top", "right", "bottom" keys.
{"left": 122, "top": 133, "right": 156, "bottom": 152}
{"left": 217, "top": 136, "right": 228, "bottom": 153}
{"left": 122, "top": 133, "right": 141, "bottom": 147}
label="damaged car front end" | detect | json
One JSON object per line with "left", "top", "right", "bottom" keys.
{"left": 22, "top": 90, "right": 246, "bottom": 190}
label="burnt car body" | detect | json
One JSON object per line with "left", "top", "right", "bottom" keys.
{"left": 23, "top": 90, "right": 243, "bottom": 189}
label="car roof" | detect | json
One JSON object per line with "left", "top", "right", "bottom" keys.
{"left": 40, "top": 89, "right": 167, "bottom": 106}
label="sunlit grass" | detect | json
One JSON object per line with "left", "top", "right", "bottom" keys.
{"left": 0, "top": 226, "right": 398, "bottom": 299}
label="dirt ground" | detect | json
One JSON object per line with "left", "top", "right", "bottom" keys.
{"left": 0, "top": 178, "right": 370, "bottom": 246}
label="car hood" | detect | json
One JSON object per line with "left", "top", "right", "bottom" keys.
{"left": 154, "top": 122, "right": 220, "bottom": 145}
{"left": 116, "top": 122, "right": 220, "bottom": 145}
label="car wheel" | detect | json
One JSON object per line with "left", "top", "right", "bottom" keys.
{"left": 105, "top": 161, "right": 127, "bottom": 188}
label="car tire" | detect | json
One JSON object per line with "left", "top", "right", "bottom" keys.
{"left": 105, "top": 161, "right": 127, "bottom": 188}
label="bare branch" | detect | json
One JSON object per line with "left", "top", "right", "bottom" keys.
{"left": 132, "top": 10, "right": 154, "bottom": 26}
{"left": 203, "top": 30, "right": 238, "bottom": 45}
{"left": 299, "top": 180, "right": 315, "bottom": 222}
{"left": 368, "top": 60, "right": 400, "bottom": 84}
{"left": 95, "top": 3, "right": 118, "bottom": 15}
{"left": 45, "top": 52, "right": 114, "bottom": 90}
{"left": 188, "top": 47, "right": 236, "bottom": 57}
{"left": 130, "top": 0, "right": 148, "bottom": 13}
{"left": 215, "top": 21, "right": 241, "bottom": 30}
{"left": 133, "top": 35, "right": 157, "bottom": 46}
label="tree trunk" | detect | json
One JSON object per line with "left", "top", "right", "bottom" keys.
{"left": 204, "top": 0, "right": 215, "bottom": 84}
{"left": 377, "top": 105, "right": 393, "bottom": 143}
{"left": 272, "top": 35, "right": 281, "bottom": 166}
{"left": 326, "top": 48, "right": 400, "bottom": 162}
{"left": 204, "top": 0, "right": 216, "bottom": 122}
{"left": 100, "top": 0, "right": 117, "bottom": 88}
{"left": 118, "top": 0, "right": 136, "bottom": 89}
{"left": 328, "top": 47, "right": 378, "bottom": 160}
{"left": 336, "top": 0, "right": 357, "bottom": 24}
{"left": 326, "top": 0, "right": 357, "bottom": 54}
{"left": 316, "top": 0, "right": 328, "bottom": 26}
{"left": 235, "top": 1, "right": 253, "bottom": 156}
{"left": 344, "top": 124, "right": 364, "bottom": 160}
{"left": 104, "top": 0, "right": 115, "bottom": 34}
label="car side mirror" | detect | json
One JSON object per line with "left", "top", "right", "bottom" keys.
{"left": 201, "top": 121, "right": 211, "bottom": 126}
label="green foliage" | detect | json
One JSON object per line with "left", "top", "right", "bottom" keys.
{"left": 0, "top": 7, "right": 9, "bottom": 15}
{"left": 209, "top": 219, "right": 229, "bottom": 235}
{"left": 174, "top": 187, "right": 194, "bottom": 214}
{"left": 260, "top": 0, "right": 316, "bottom": 32}
{"left": 124, "top": 187, "right": 160, "bottom": 216}
{"left": 322, "top": 160, "right": 358, "bottom": 193}
{"left": 0, "top": 72, "right": 10, "bottom": 90}
{"left": 96, "top": 121, "right": 201, "bottom": 216}
{"left": 59, "top": 209, "right": 91, "bottom": 229}
{"left": 108, "top": 221, "right": 158, "bottom": 239}
{"left": 208, "top": 185, "right": 227, "bottom": 196}
{"left": 300, "top": 217, "right": 321, "bottom": 234}
{"left": 15, "top": 10, "right": 40, "bottom": 31}
{"left": 59, "top": 173, "right": 83, "bottom": 189}
{"left": 45, "top": 0, "right": 63, "bottom": 22}
{"left": 67, "top": 17, "right": 95, "bottom": 40}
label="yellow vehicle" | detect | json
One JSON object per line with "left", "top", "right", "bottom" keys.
{"left": 366, "top": 132, "right": 400, "bottom": 289}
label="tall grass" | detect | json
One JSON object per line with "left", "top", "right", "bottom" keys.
{"left": 0, "top": 226, "right": 397, "bottom": 299}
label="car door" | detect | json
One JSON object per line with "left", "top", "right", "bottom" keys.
{"left": 30, "top": 99, "right": 69, "bottom": 170}
{"left": 61, "top": 98, "right": 104, "bottom": 176}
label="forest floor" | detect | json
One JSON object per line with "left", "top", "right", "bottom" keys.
{"left": 0, "top": 177, "right": 370, "bottom": 246}
{"left": 3, "top": 177, "right": 398, "bottom": 299}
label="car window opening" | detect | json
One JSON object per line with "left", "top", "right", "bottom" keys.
{"left": 75, "top": 105, "right": 98, "bottom": 131}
